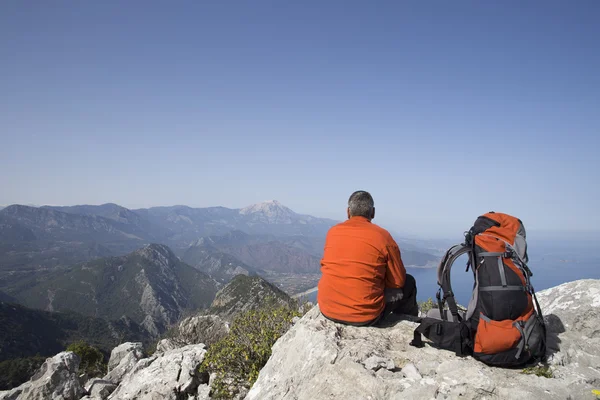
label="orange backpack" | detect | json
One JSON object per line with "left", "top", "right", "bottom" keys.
{"left": 411, "top": 212, "right": 546, "bottom": 367}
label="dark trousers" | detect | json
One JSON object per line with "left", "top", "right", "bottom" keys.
{"left": 378, "top": 273, "right": 419, "bottom": 322}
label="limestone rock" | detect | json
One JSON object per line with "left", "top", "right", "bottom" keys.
{"left": 84, "top": 379, "right": 117, "bottom": 399}
{"left": 104, "top": 342, "right": 145, "bottom": 384}
{"left": 363, "top": 355, "right": 395, "bottom": 371}
{"left": 196, "top": 384, "right": 211, "bottom": 399}
{"left": 536, "top": 279, "right": 600, "bottom": 367}
{"left": 107, "top": 344, "right": 207, "bottom": 400}
{"left": 107, "top": 342, "right": 144, "bottom": 372}
{"left": 400, "top": 363, "right": 421, "bottom": 380}
{"left": 246, "top": 279, "right": 600, "bottom": 400}
{"left": 168, "top": 314, "right": 230, "bottom": 348}
{"left": 155, "top": 338, "right": 179, "bottom": 353}
{"left": 0, "top": 352, "right": 84, "bottom": 400}
{"left": 153, "top": 314, "right": 229, "bottom": 357}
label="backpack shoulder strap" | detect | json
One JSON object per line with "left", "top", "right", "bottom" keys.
{"left": 437, "top": 244, "right": 472, "bottom": 321}
{"left": 411, "top": 243, "right": 475, "bottom": 355}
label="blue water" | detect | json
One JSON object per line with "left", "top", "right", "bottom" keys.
{"left": 306, "top": 244, "right": 600, "bottom": 306}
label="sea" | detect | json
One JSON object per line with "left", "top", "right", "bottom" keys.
{"left": 305, "top": 236, "right": 600, "bottom": 306}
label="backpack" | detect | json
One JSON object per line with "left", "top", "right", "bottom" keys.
{"left": 410, "top": 212, "right": 547, "bottom": 367}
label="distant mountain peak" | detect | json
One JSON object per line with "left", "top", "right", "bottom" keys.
{"left": 134, "top": 243, "right": 177, "bottom": 266}
{"left": 193, "top": 237, "right": 212, "bottom": 247}
{"left": 240, "top": 200, "right": 293, "bottom": 214}
{"left": 1, "top": 204, "right": 36, "bottom": 213}
{"left": 239, "top": 201, "right": 298, "bottom": 225}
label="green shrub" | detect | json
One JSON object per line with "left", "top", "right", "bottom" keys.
{"left": 0, "top": 356, "right": 46, "bottom": 390}
{"left": 418, "top": 297, "right": 435, "bottom": 314}
{"left": 66, "top": 340, "right": 106, "bottom": 377}
{"left": 418, "top": 298, "right": 466, "bottom": 314}
{"left": 200, "top": 304, "right": 302, "bottom": 399}
{"left": 522, "top": 365, "right": 553, "bottom": 378}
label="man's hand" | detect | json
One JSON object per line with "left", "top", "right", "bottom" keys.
{"left": 384, "top": 287, "right": 404, "bottom": 303}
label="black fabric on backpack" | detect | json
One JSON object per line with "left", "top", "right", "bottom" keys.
{"left": 411, "top": 317, "right": 472, "bottom": 357}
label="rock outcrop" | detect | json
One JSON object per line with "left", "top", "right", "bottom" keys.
{"left": 107, "top": 344, "right": 207, "bottom": 400}
{"left": 155, "top": 338, "right": 180, "bottom": 353}
{"left": 82, "top": 379, "right": 117, "bottom": 400}
{"left": 161, "top": 315, "right": 230, "bottom": 350}
{"left": 247, "top": 279, "right": 600, "bottom": 400}
{"left": 536, "top": 279, "right": 600, "bottom": 371}
{"left": 209, "top": 275, "right": 294, "bottom": 319}
{"left": 104, "top": 342, "right": 145, "bottom": 384}
{"left": 0, "top": 352, "right": 84, "bottom": 400}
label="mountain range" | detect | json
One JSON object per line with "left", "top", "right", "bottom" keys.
{"left": 0, "top": 201, "right": 440, "bottom": 338}
{"left": 181, "top": 241, "right": 260, "bottom": 284}
{"left": 0, "top": 199, "right": 437, "bottom": 263}
{"left": 3, "top": 244, "right": 217, "bottom": 337}
{"left": 184, "top": 230, "right": 323, "bottom": 274}
{"left": 0, "top": 201, "right": 336, "bottom": 270}
{"left": 45, "top": 200, "right": 337, "bottom": 243}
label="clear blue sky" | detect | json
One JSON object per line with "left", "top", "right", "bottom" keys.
{"left": 1, "top": 1, "right": 599, "bottom": 237}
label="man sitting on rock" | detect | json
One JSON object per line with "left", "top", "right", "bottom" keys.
{"left": 317, "top": 190, "right": 419, "bottom": 326}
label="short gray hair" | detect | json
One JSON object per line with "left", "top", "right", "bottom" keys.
{"left": 348, "top": 190, "right": 374, "bottom": 218}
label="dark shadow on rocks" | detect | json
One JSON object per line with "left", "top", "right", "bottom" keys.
{"left": 544, "top": 314, "right": 564, "bottom": 358}
{"left": 375, "top": 312, "right": 420, "bottom": 329}
{"left": 376, "top": 312, "right": 565, "bottom": 362}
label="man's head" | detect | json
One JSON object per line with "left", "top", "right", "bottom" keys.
{"left": 347, "top": 190, "right": 375, "bottom": 220}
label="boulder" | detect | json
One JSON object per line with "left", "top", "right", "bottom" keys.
{"left": 246, "top": 279, "right": 600, "bottom": 400}
{"left": 196, "top": 384, "right": 211, "bottom": 399}
{"left": 176, "top": 314, "right": 230, "bottom": 347}
{"left": 160, "top": 315, "right": 230, "bottom": 352}
{"left": 84, "top": 379, "right": 117, "bottom": 399}
{"left": 536, "top": 279, "right": 600, "bottom": 379}
{"left": 0, "top": 352, "right": 84, "bottom": 400}
{"left": 155, "top": 338, "right": 179, "bottom": 353}
{"left": 104, "top": 342, "right": 144, "bottom": 384}
{"left": 107, "top": 344, "right": 207, "bottom": 400}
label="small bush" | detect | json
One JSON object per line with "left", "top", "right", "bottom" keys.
{"left": 0, "top": 356, "right": 46, "bottom": 390}
{"left": 199, "top": 304, "right": 302, "bottom": 399}
{"left": 418, "top": 298, "right": 435, "bottom": 314}
{"left": 66, "top": 341, "right": 106, "bottom": 377}
{"left": 522, "top": 365, "right": 553, "bottom": 378}
{"left": 418, "top": 298, "right": 466, "bottom": 315}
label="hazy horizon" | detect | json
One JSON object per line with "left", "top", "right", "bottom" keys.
{"left": 2, "top": 2, "right": 599, "bottom": 239}
{"left": 2, "top": 200, "right": 600, "bottom": 242}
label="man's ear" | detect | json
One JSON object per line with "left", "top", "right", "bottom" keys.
{"left": 371, "top": 207, "right": 376, "bottom": 220}
{"left": 347, "top": 207, "right": 351, "bottom": 219}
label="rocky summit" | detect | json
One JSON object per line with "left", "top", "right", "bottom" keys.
{"left": 0, "top": 352, "right": 84, "bottom": 400}
{"left": 2, "top": 279, "right": 599, "bottom": 400}
{"left": 247, "top": 279, "right": 600, "bottom": 400}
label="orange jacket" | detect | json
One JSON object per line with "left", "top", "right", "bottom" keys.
{"left": 317, "top": 216, "right": 406, "bottom": 324}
